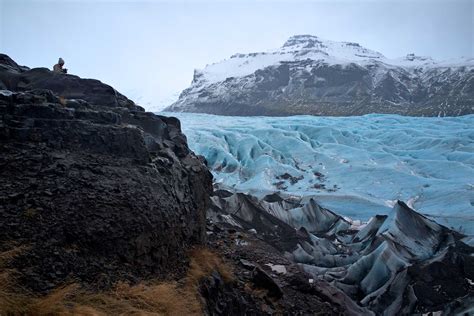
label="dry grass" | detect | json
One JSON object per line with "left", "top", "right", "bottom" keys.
{"left": 0, "top": 246, "right": 233, "bottom": 316}
{"left": 0, "top": 246, "right": 33, "bottom": 315}
{"left": 187, "top": 248, "right": 234, "bottom": 286}
{"left": 26, "top": 282, "right": 200, "bottom": 316}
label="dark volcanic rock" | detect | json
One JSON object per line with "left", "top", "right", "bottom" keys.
{"left": 0, "top": 53, "right": 140, "bottom": 110}
{"left": 199, "top": 271, "right": 260, "bottom": 315}
{"left": 251, "top": 266, "right": 284, "bottom": 298}
{"left": 0, "top": 55, "right": 213, "bottom": 292}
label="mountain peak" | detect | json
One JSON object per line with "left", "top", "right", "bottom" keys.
{"left": 282, "top": 34, "right": 322, "bottom": 48}
{"left": 280, "top": 34, "right": 385, "bottom": 60}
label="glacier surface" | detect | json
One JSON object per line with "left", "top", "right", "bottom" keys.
{"left": 164, "top": 112, "right": 474, "bottom": 236}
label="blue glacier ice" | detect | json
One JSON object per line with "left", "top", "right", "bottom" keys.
{"left": 162, "top": 112, "right": 474, "bottom": 236}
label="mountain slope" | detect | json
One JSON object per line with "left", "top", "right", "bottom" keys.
{"left": 166, "top": 35, "right": 474, "bottom": 116}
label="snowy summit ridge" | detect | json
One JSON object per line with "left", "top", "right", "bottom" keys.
{"left": 166, "top": 34, "right": 474, "bottom": 116}
{"left": 281, "top": 34, "right": 385, "bottom": 60}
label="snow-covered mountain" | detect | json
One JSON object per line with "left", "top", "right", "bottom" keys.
{"left": 165, "top": 35, "right": 474, "bottom": 116}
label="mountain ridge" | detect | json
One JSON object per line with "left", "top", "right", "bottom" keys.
{"left": 166, "top": 34, "right": 474, "bottom": 116}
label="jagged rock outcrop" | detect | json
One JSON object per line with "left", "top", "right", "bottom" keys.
{"left": 0, "top": 54, "right": 139, "bottom": 110}
{"left": 0, "top": 54, "right": 213, "bottom": 292}
{"left": 166, "top": 35, "right": 474, "bottom": 116}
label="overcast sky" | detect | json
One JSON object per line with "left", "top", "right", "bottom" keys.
{"left": 1, "top": 0, "right": 472, "bottom": 111}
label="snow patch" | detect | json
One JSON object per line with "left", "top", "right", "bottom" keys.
{"left": 265, "top": 263, "right": 287, "bottom": 275}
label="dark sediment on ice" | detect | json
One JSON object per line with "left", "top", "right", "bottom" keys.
{"left": 208, "top": 186, "right": 474, "bottom": 315}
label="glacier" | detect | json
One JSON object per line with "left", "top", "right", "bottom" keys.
{"left": 163, "top": 112, "right": 474, "bottom": 238}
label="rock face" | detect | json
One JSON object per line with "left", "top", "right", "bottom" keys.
{"left": 0, "top": 54, "right": 213, "bottom": 291}
{"left": 166, "top": 34, "right": 474, "bottom": 116}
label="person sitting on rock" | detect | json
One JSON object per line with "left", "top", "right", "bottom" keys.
{"left": 53, "top": 57, "right": 67, "bottom": 74}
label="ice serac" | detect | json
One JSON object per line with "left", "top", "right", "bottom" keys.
{"left": 209, "top": 190, "right": 474, "bottom": 315}
{"left": 0, "top": 54, "right": 213, "bottom": 292}
{"left": 166, "top": 34, "right": 474, "bottom": 116}
{"left": 300, "top": 200, "right": 474, "bottom": 315}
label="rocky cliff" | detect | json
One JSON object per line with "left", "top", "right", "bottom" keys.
{"left": 0, "top": 54, "right": 213, "bottom": 292}
{"left": 166, "top": 35, "right": 474, "bottom": 116}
